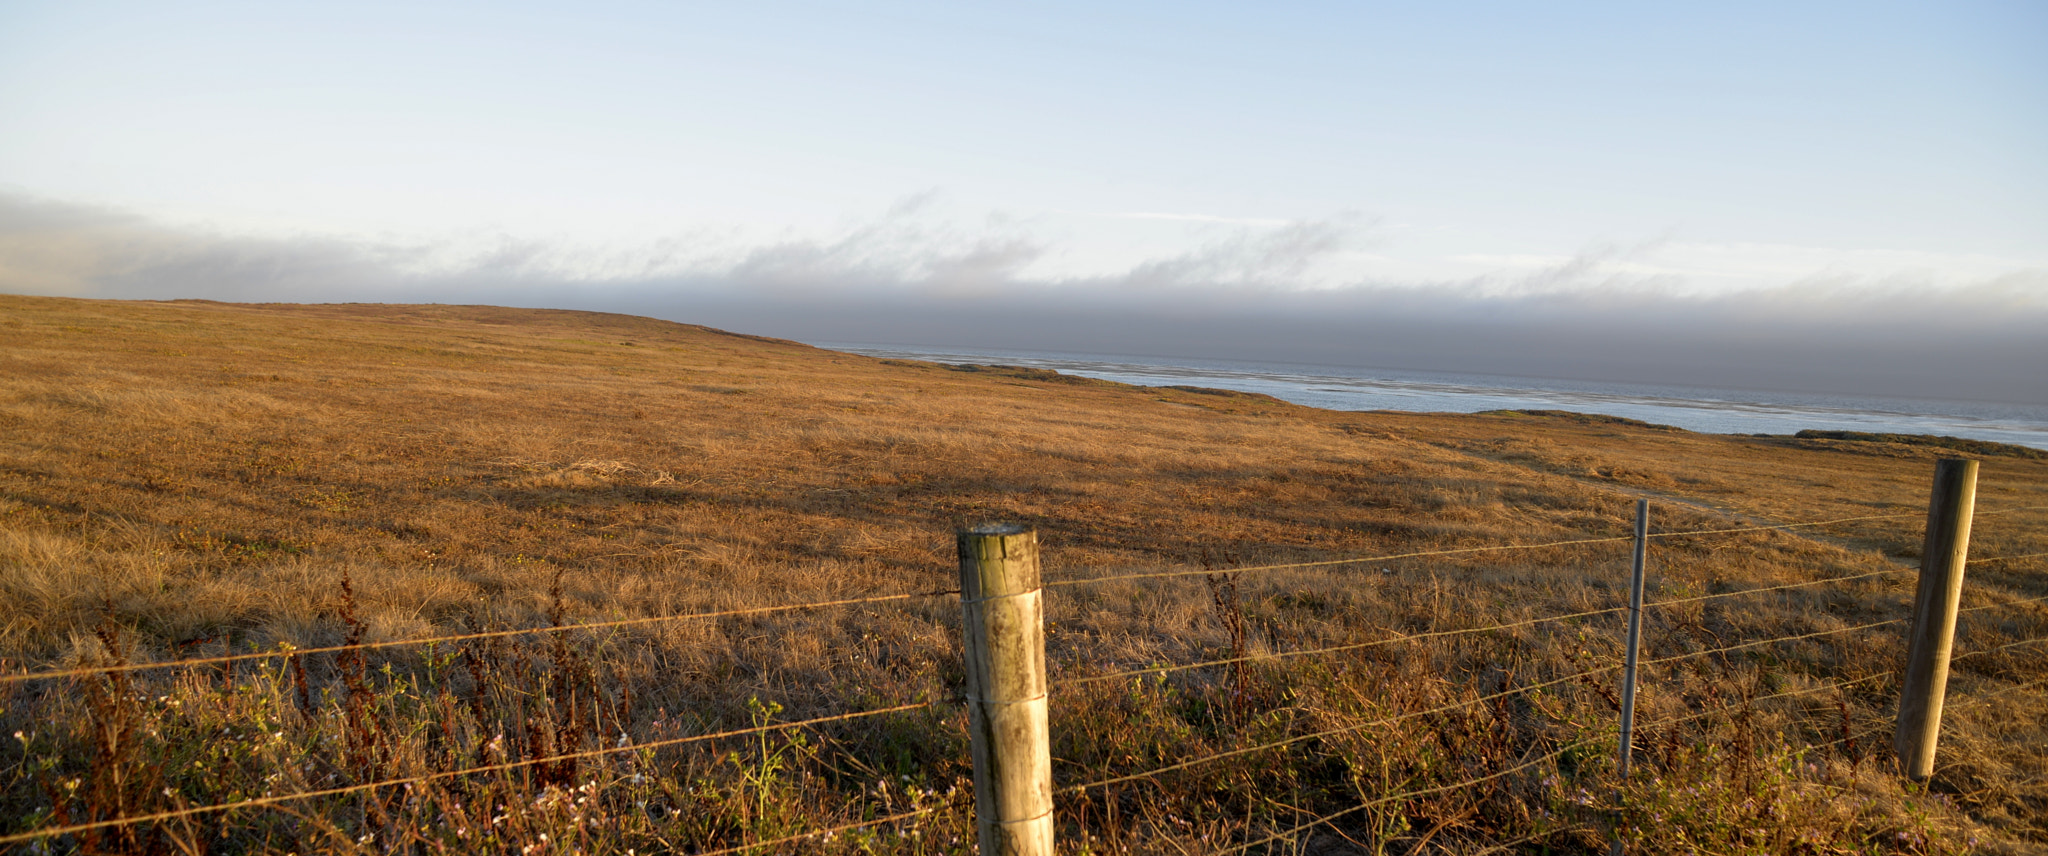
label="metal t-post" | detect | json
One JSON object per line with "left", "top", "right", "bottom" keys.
{"left": 1619, "top": 498, "right": 1649, "bottom": 778}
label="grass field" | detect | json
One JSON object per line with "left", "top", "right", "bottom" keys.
{"left": 2, "top": 294, "right": 2044, "bottom": 854}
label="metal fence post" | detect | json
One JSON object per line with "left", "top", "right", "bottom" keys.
{"left": 1618, "top": 498, "right": 1649, "bottom": 778}
{"left": 958, "top": 524, "right": 1054, "bottom": 856}
{"left": 1895, "top": 458, "right": 1977, "bottom": 781}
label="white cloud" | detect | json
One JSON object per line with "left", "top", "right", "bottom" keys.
{"left": 3, "top": 190, "right": 2044, "bottom": 403}
{"left": 1091, "top": 211, "right": 1295, "bottom": 227}
{"left": 7, "top": 191, "right": 2044, "bottom": 307}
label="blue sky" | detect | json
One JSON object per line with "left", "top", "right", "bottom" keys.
{"left": 3, "top": 1, "right": 2044, "bottom": 400}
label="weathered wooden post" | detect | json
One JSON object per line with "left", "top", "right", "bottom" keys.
{"left": 958, "top": 524, "right": 1054, "bottom": 856}
{"left": 1895, "top": 458, "right": 1977, "bottom": 781}
{"left": 1618, "top": 498, "right": 1649, "bottom": 778}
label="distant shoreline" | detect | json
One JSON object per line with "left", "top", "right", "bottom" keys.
{"left": 818, "top": 341, "right": 2048, "bottom": 451}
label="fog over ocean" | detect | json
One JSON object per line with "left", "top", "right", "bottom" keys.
{"left": 820, "top": 342, "right": 2048, "bottom": 452}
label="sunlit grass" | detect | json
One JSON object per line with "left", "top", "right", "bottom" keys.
{"left": 0, "top": 294, "right": 2042, "bottom": 853}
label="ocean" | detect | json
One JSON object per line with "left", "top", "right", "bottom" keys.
{"left": 815, "top": 342, "right": 2048, "bottom": 452}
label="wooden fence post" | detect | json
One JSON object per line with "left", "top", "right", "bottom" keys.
{"left": 1895, "top": 458, "right": 1977, "bottom": 781}
{"left": 958, "top": 524, "right": 1054, "bottom": 856}
{"left": 1618, "top": 498, "right": 1649, "bottom": 778}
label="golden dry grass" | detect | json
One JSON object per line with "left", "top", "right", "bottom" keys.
{"left": 0, "top": 293, "right": 2044, "bottom": 854}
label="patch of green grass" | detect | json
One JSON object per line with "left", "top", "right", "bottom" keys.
{"left": 1787, "top": 430, "right": 2046, "bottom": 460}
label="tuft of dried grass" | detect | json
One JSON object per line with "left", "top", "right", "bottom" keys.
{"left": 0, "top": 294, "right": 2043, "bottom": 853}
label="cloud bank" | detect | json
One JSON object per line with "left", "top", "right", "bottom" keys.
{"left": 4, "top": 192, "right": 2044, "bottom": 405}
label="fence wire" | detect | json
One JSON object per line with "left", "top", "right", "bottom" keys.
{"left": 1213, "top": 670, "right": 1907, "bottom": 855}
{"left": 1638, "top": 617, "right": 1905, "bottom": 668}
{"left": 1968, "top": 550, "right": 2048, "bottom": 566}
{"left": 1066, "top": 614, "right": 1904, "bottom": 794}
{"left": 8, "top": 507, "right": 2037, "bottom": 690}
{"left": 1046, "top": 534, "right": 1636, "bottom": 589}
{"left": 0, "top": 700, "right": 936, "bottom": 847}
{"left": 1187, "top": 614, "right": 2044, "bottom": 852}
{"left": 1046, "top": 505, "right": 2048, "bottom": 591}
{"left": 683, "top": 802, "right": 962, "bottom": 856}
{"left": 1959, "top": 592, "right": 2048, "bottom": 614}
{"left": 1064, "top": 605, "right": 1626, "bottom": 688}
{"left": 1951, "top": 636, "right": 2047, "bottom": 663}
{"left": 1064, "top": 665, "right": 1621, "bottom": 793}
{"left": 1644, "top": 568, "right": 1906, "bottom": 608}
{"left": 1214, "top": 736, "right": 1606, "bottom": 856}
{"left": 1635, "top": 670, "right": 1896, "bottom": 732}
{"left": 1973, "top": 676, "right": 2048, "bottom": 704}
{"left": 1068, "top": 551, "right": 2039, "bottom": 691}
{"left": 1640, "top": 511, "right": 1924, "bottom": 539}
{"left": 0, "top": 588, "right": 955, "bottom": 687}
{"left": 5, "top": 500, "right": 2041, "bottom": 847}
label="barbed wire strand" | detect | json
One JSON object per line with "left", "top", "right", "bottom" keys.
{"left": 1641, "top": 511, "right": 1924, "bottom": 539}
{"left": 1065, "top": 606, "right": 1627, "bottom": 688}
{"left": 687, "top": 802, "right": 960, "bottom": 856}
{"left": 1213, "top": 737, "right": 1606, "bottom": 856}
{"left": 1068, "top": 616, "right": 1903, "bottom": 793}
{"left": 1645, "top": 568, "right": 1907, "bottom": 609}
{"left": 0, "top": 589, "right": 954, "bottom": 687}
{"left": 1975, "top": 504, "right": 2048, "bottom": 519}
{"left": 1072, "top": 555, "right": 2040, "bottom": 689}
{"left": 1214, "top": 672, "right": 1925, "bottom": 856}
{"left": 1046, "top": 535, "right": 1637, "bottom": 589}
{"left": 0, "top": 648, "right": 1956, "bottom": 848}
{"left": 1974, "top": 676, "right": 2048, "bottom": 704}
{"left": 1651, "top": 501, "right": 2041, "bottom": 540}
{"left": 1612, "top": 635, "right": 2035, "bottom": 756}
{"left": 6, "top": 605, "right": 2009, "bottom": 845}
{"left": 9, "top": 509, "right": 2037, "bottom": 689}
{"left": 1635, "top": 671, "right": 1896, "bottom": 732}
{"left": 1812, "top": 721, "right": 1893, "bottom": 754}
{"left": 0, "top": 701, "right": 934, "bottom": 846}
{"left": 1959, "top": 592, "right": 2048, "bottom": 615}
{"left": 1046, "top": 505, "right": 2048, "bottom": 591}
{"left": 0, "top": 486, "right": 2030, "bottom": 841}
{"left": 1071, "top": 550, "right": 2043, "bottom": 690}
{"left": 1066, "top": 666, "right": 1620, "bottom": 793}
{"left": 1470, "top": 826, "right": 1592, "bottom": 856}
{"left": 1968, "top": 551, "right": 2048, "bottom": 566}
{"left": 1639, "top": 618, "right": 1905, "bottom": 668}
{"left": 1951, "top": 636, "right": 2048, "bottom": 664}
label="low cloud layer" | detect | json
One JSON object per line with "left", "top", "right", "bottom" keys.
{"left": 4, "top": 192, "right": 2044, "bottom": 405}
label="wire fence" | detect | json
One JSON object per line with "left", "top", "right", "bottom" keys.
{"left": 0, "top": 702, "right": 936, "bottom": 846}
{"left": 3, "top": 498, "right": 2044, "bottom": 852}
{"left": 5, "top": 505, "right": 2040, "bottom": 689}
{"left": 1030, "top": 498, "right": 2046, "bottom": 852}
{"left": 0, "top": 589, "right": 961, "bottom": 686}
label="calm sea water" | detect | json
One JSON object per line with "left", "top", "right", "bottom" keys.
{"left": 816, "top": 342, "right": 2048, "bottom": 451}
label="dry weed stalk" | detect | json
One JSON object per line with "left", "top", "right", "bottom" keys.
{"left": 0, "top": 295, "right": 2039, "bottom": 853}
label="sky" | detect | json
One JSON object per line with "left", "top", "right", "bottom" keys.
{"left": 2, "top": 1, "right": 2045, "bottom": 403}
